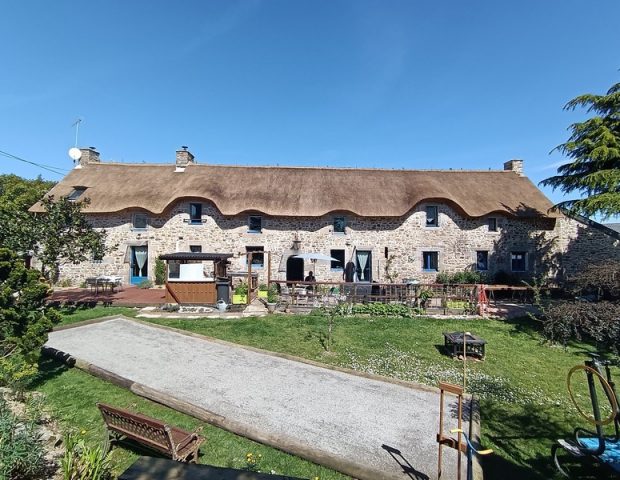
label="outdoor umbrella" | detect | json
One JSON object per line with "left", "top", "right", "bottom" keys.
{"left": 293, "top": 253, "right": 341, "bottom": 277}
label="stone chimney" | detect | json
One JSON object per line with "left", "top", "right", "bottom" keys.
{"left": 504, "top": 159, "right": 524, "bottom": 176}
{"left": 79, "top": 147, "right": 100, "bottom": 165}
{"left": 176, "top": 146, "right": 195, "bottom": 166}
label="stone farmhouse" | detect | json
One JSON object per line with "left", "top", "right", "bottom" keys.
{"left": 31, "top": 147, "right": 619, "bottom": 286}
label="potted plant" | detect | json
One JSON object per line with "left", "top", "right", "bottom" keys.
{"left": 419, "top": 288, "right": 434, "bottom": 310}
{"left": 266, "top": 284, "right": 278, "bottom": 313}
{"left": 258, "top": 283, "right": 268, "bottom": 299}
{"left": 232, "top": 282, "right": 248, "bottom": 304}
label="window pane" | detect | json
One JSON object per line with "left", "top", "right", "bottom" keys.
{"left": 488, "top": 218, "right": 497, "bottom": 232}
{"left": 476, "top": 251, "right": 488, "bottom": 271}
{"left": 133, "top": 213, "right": 147, "bottom": 229}
{"left": 246, "top": 246, "right": 264, "bottom": 266}
{"left": 67, "top": 187, "right": 86, "bottom": 201}
{"left": 333, "top": 217, "right": 346, "bottom": 233}
{"left": 248, "top": 216, "right": 262, "bottom": 232}
{"left": 169, "top": 262, "right": 180, "bottom": 279}
{"left": 189, "top": 245, "right": 202, "bottom": 253}
{"left": 330, "top": 249, "right": 345, "bottom": 269}
{"left": 190, "top": 203, "right": 202, "bottom": 223}
{"left": 426, "top": 206, "right": 438, "bottom": 227}
{"left": 511, "top": 251, "right": 526, "bottom": 272}
{"left": 422, "top": 251, "right": 438, "bottom": 271}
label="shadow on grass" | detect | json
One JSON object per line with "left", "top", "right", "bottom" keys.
{"left": 28, "top": 356, "right": 70, "bottom": 389}
{"left": 479, "top": 400, "right": 620, "bottom": 480}
{"left": 482, "top": 400, "right": 572, "bottom": 479}
{"left": 48, "top": 301, "right": 99, "bottom": 312}
{"left": 500, "top": 315, "right": 544, "bottom": 340}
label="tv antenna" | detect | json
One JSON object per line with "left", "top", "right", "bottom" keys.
{"left": 72, "top": 118, "right": 82, "bottom": 146}
{"left": 68, "top": 118, "right": 83, "bottom": 164}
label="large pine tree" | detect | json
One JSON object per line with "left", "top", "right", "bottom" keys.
{"left": 541, "top": 81, "right": 620, "bottom": 219}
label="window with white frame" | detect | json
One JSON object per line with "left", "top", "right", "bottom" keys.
{"left": 422, "top": 251, "right": 439, "bottom": 271}
{"left": 511, "top": 251, "right": 527, "bottom": 272}
{"left": 426, "top": 206, "right": 439, "bottom": 227}
{"left": 476, "top": 251, "right": 489, "bottom": 271}
{"left": 248, "top": 216, "right": 262, "bottom": 233}
{"left": 132, "top": 213, "right": 148, "bottom": 230}
{"left": 189, "top": 245, "right": 202, "bottom": 253}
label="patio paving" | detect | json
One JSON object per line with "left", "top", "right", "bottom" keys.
{"left": 46, "top": 317, "right": 475, "bottom": 480}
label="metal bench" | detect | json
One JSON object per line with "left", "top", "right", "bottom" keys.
{"left": 97, "top": 402, "right": 204, "bottom": 463}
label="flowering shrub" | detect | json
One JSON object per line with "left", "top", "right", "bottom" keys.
{"left": 244, "top": 452, "right": 263, "bottom": 472}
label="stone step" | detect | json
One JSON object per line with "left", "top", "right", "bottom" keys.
{"left": 242, "top": 298, "right": 268, "bottom": 316}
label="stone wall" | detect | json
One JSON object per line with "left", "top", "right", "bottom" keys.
{"left": 57, "top": 200, "right": 620, "bottom": 286}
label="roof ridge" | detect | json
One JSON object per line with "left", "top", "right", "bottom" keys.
{"left": 85, "top": 162, "right": 512, "bottom": 174}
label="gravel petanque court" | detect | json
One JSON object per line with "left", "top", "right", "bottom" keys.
{"left": 46, "top": 317, "right": 474, "bottom": 480}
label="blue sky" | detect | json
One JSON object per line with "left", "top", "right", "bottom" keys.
{"left": 1, "top": 1, "right": 619, "bottom": 216}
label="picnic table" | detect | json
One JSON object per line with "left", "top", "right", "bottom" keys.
{"left": 85, "top": 276, "right": 123, "bottom": 294}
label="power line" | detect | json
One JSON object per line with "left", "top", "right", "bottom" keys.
{"left": 0, "top": 149, "right": 69, "bottom": 176}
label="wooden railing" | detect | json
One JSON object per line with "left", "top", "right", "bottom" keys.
{"left": 268, "top": 280, "right": 495, "bottom": 314}
{"left": 270, "top": 281, "right": 537, "bottom": 312}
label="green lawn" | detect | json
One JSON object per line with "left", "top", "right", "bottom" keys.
{"left": 33, "top": 359, "right": 346, "bottom": 479}
{"left": 56, "top": 305, "right": 140, "bottom": 326}
{"left": 41, "top": 307, "right": 619, "bottom": 479}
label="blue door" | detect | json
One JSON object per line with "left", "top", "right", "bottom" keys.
{"left": 130, "top": 246, "right": 148, "bottom": 285}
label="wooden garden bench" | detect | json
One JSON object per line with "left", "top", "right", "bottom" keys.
{"left": 97, "top": 402, "right": 204, "bottom": 463}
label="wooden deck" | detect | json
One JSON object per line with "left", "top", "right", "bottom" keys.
{"left": 49, "top": 286, "right": 167, "bottom": 307}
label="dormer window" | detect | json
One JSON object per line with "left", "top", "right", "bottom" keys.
{"left": 67, "top": 187, "right": 86, "bottom": 201}
{"left": 132, "top": 213, "right": 148, "bottom": 230}
{"left": 333, "top": 216, "right": 346, "bottom": 234}
{"left": 425, "top": 206, "right": 438, "bottom": 227}
{"left": 189, "top": 203, "right": 202, "bottom": 224}
{"left": 248, "top": 215, "right": 262, "bottom": 233}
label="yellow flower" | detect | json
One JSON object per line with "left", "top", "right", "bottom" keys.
{"left": 80, "top": 430, "right": 86, "bottom": 435}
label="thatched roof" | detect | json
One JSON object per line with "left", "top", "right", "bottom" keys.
{"left": 30, "top": 162, "right": 557, "bottom": 218}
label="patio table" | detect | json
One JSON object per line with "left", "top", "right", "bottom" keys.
{"left": 85, "top": 276, "right": 122, "bottom": 295}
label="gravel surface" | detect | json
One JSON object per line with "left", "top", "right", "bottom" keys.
{"left": 47, "top": 318, "right": 469, "bottom": 480}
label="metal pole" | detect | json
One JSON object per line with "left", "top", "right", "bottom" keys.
{"left": 457, "top": 392, "right": 463, "bottom": 480}
{"left": 463, "top": 331, "right": 469, "bottom": 393}
{"left": 267, "top": 251, "right": 271, "bottom": 286}
{"left": 247, "top": 253, "right": 252, "bottom": 306}
{"left": 438, "top": 388, "right": 444, "bottom": 479}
